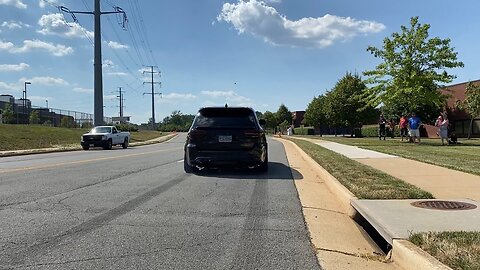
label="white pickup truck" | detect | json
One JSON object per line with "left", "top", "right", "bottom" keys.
{"left": 81, "top": 126, "right": 130, "bottom": 150}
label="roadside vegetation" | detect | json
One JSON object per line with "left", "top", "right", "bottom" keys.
{"left": 0, "top": 124, "right": 165, "bottom": 151}
{"left": 410, "top": 231, "right": 480, "bottom": 270}
{"left": 307, "top": 136, "right": 480, "bottom": 176}
{"left": 288, "top": 138, "right": 433, "bottom": 199}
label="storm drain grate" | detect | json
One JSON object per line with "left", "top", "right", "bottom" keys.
{"left": 411, "top": 200, "right": 477, "bottom": 210}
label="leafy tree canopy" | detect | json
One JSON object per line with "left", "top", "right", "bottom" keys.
{"left": 304, "top": 95, "right": 328, "bottom": 128}
{"left": 364, "top": 17, "right": 464, "bottom": 122}
{"left": 276, "top": 104, "right": 292, "bottom": 125}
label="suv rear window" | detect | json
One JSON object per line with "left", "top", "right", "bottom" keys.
{"left": 193, "top": 108, "right": 257, "bottom": 128}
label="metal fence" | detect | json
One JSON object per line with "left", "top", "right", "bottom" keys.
{"left": 0, "top": 101, "right": 111, "bottom": 127}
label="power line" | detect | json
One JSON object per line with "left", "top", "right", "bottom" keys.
{"left": 132, "top": 0, "right": 158, "bottom": 67}
{"left": 59, "top": 0, "right": 127, "bottom": 126}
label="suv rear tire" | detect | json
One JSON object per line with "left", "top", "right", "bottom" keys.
{"left": 184, "top": 154, "right": 197, "bottom": 173}
{"left": 256, "top": 154, "right": 268, "bottom": 172}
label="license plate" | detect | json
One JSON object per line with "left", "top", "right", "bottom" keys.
{"left": 218, "top": 135, "right": 232, "bottom": 143}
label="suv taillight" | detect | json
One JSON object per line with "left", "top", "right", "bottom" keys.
{"left": 244, "top": 130, "right": 260, "bottom": 138}
{"left": 189, "top": 129, "right": 207, "bottom": 140}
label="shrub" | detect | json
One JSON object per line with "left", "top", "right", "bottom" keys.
{"left": 362, "top": 126, "right": 401, "bottom": 137}
{"left": 294, "top": 127, "right": 315, "bottom": 135}
{"left": 115, "top": 123, "right": 139, "bottom": 132}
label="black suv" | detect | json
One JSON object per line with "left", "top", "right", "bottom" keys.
{"left": 184, "top": 107, "right": 268, "bottom": 173}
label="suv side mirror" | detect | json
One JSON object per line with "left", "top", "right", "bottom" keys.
{"left": 259, "top": 119, "right": 266, "bottom": 126}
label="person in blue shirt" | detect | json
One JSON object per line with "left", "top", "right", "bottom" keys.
{"left": 408, "top": 113, "right": 422, "bottom": 143}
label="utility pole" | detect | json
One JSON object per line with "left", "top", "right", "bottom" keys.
{"left": 143, "top": 66, "right": 161, "bottom": 130}
{"left": 59, "top": 1, "right": 127, "bottom": 126}
{"left": 115, "top": 87, "right": 125, "bottom": 118}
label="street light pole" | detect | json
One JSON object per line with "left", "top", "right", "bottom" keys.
{"left": 24, "top": 81, "right": 31, "bottom": 124}
{"left": 46, "top": 99, "right": 48, "bottom": 109}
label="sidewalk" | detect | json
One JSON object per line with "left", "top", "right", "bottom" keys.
{"left": 304, "top": 138, "right": 480, "bottom": 201}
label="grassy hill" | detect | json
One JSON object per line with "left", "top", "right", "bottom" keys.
{"left": 0, "top": 124, "right": 164, "bottom": 151}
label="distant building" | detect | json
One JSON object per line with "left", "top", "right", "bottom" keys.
{"left": 440, "top": 80, "right": 480, "bottom": 137}
{"left": 291, "top": 111, "right": 305, "bottom": 128}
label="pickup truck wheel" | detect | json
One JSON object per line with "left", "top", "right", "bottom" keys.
{"left": 82, "top": 144, "right": 89, "bottom": 150}
{"left": 103, "top": 139, "right": 113, "bottom": 150}
{"left": 122, "top": 138, "right": 129, "bottom": 149}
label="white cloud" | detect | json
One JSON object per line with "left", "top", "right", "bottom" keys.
{"left": 21, "top": 76, "right": 69, "bottom": 86}
{"left": 104, "top": 94, "right": 118, "bottom": 101}
{"left": 0, "top": 39, "right": 74, "bottom": 56}
{"left": 0, "top": 0, "right": 27, "bottom": 9}
{"left": 103, "top": 59, "right": 115, "bottom": 68}
{"left": 73, "top": 87, "right": 93, "bottom": 93}
{"left": 38, "top": 13, "right": 94, "bottom": 39}
{"left": 106, "top": 72, "right": 128, "bottom": 76}
{"left": 29, "top": 95, "right": 52, "bottom": 103}
{"left": 1, "top": 20, "right": 31, "bottom": 29}
{"left": 106, "top": 41, "right": 129, "bottom": 49}
{"left": 0, "top": 81, "right": 18, "bottom": 92}
{"left": 201, "top": 90, "right": 251, "bottom": 103}
{"left": 162, "top": 93, "right": 197, "bottom": 100}
{"left": 39, "top": 0, "right": 56, "bottom": 8}
{"left": 0, "top": 63, "right": 29, "bottom": 71}
{"left": 217, "top": 0, "right": 385, "bottom": 48}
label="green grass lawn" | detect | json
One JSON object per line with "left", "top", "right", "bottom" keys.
{"left": 288, "top": 138, "right": 433, "bottom": 199}
{"left": 410, "top": 231, "right": 480, "bottom": 270}
{"left": 299, "top": 136, "right": 480, "bottom": 176}
{"left": 0, "top": 124, "right": 165, "bottom": 151}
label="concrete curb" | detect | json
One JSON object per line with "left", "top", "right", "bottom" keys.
{"left": 277, "top": 138, "right": 358, "bottom": 217}
{"left": 277, "top": 137, "right": 452, "bottom": 270}
{"left": 392, "top": 240, "right": 452, "bottom": 270}
{"left": 0, "top": 133, "right": 178, "bottom": 158}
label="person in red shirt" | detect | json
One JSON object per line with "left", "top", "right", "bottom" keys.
{"left": 399, "top": 115, "right": 408, "bottom": 141}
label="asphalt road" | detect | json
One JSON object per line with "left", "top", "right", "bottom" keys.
{"left": 0, "top": 134, "right": 319, "bottom": 270}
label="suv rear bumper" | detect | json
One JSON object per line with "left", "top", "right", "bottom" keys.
{"left": 185, "top": 145, "right": 267, "bottom": 167}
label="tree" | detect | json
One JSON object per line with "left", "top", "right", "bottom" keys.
{"left": 262, "top": 111, "right": 277, "bottom": 131}
{"left": 304, "top": 95, "right": 328, "bottom": 129}
{"left": 276, "top": 104, "right": 292, "bottom": 127}
{"left": 329, "top": 73, "right": 376, "bottom": 132}
{"left": 158, "top": 111, "right": 195, "bottom": 132}
{"left": 461, "top": 82, "right": 480, "bottom": 139}
{"left": 363, "top": 17, "right": 464, "bottom": 122}
{"left": 1, "top": 103, "right": 14, "bottom": 124}
{"left": 29, "top": 110, "right": 39, "bottom": 125}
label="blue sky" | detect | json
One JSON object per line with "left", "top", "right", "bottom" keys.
{"left": 1, "top": 0, "right": 479, "bottom": 124}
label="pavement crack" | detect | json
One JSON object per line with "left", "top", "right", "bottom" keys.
{"left": 303, "top": 206, "right": 345, "bottom": 215}
{"left": 316, "top": 247, "right": 387, "bottom": 262}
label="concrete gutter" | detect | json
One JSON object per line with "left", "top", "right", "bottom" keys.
{"left": 277, "top": 137, "right": 452, "bottom": 270}
{"left": 0, "top": 133, "right": 178, "bottom": 158}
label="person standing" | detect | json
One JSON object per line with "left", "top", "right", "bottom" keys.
{"left": 378, "top": 114, "right": 387, "bottom": 140}
{"left": 435, "top": 113, "right": 449, "bottom": 145}
{"left": 408, "top": 113, "right": 422, "bottom": 143}
{"left": 388, "top": 119, "right": 395, "bottom": 138}
{"left": 399, "top": 115, "right": 408, "bottom": 141}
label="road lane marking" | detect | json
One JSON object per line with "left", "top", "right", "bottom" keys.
{"left": 0, "top": 147, "right": 182, "bottom": 174}
{"left": 177, "top": 159, "right": 184, "bottom": 163}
